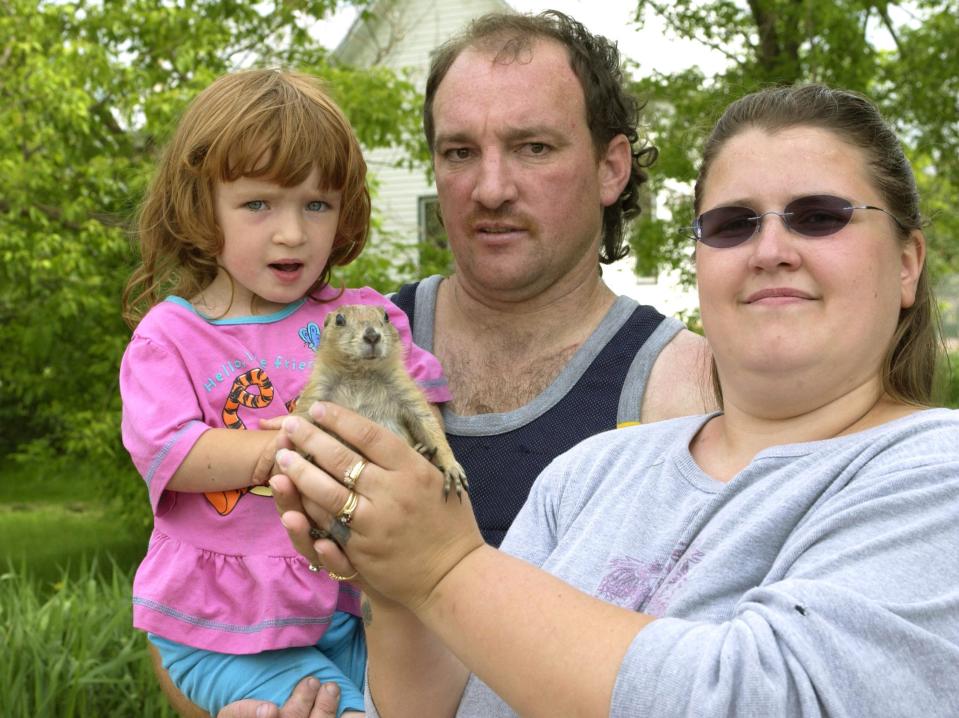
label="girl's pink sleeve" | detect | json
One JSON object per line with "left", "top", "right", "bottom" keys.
{"left": 119, "top": 335, "right": 209, "bottom": 512}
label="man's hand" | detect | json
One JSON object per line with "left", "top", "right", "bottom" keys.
{"left": 216, "top": 677, "right": 342, "bottom": 718}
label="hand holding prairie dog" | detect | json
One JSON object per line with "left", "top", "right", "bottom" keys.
{"left": 274, "top": 403, "right": 485, "bottom": 611}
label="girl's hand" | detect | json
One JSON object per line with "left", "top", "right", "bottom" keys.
{"left": 251, "top": 430, "right": 282, "bottom": 486}
{"left": 273, "top": 402, "right": 484, "bottom": 612}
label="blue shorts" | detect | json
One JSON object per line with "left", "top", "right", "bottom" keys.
{"left": 150, "top": 611, "right": 366, "bottom": 716}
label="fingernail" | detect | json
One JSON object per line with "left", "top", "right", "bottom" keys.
{"left": 282, "top": 415, "right": 301, "bottom": 433}
{"left": 268, "top": 477, "right": 278, "bottom": 492}
{"left": 275, "top": 448, "right": 293, "bottom": 469}
{"left": 256, "top": 706, "right": 270, "bottom": 718}
{"left": 309, "top": 402, "right": 326, "bottom": 420}
{"left": 324, "top": 682, "right": 339, "bottom": 695}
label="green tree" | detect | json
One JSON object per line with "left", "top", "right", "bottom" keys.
{"left": 0, "top": 0, "right": 426, "bottom": 521}
{"left": 628, "top": 0, "right": 959, "bottom": 289}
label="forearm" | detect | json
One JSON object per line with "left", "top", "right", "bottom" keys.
{"left": 168, "top": 428, "right": 276, "bottom": 492}
{"left": 415, "top": 546, "right": 655, "bottom": 718}
{"left": 364, "top": 594, "right": 468, "bottom": 717}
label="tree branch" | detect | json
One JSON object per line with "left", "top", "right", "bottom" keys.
{"left": 643, "top": 0, "right": 750, "bottom": 67}
{"left": 875, "top": 3, "right": 906, "bottom": 56}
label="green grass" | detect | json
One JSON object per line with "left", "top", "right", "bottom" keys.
{"left": 0, "top": 560, "right": 175, "bottom": 718}
{"left": 0, "top": 461, "right": 150, "bottom": 585}
{"left": 0, "top": 460, "right": 174, "bottom": 716}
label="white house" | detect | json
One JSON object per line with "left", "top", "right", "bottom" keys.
{"left": 333, "top": 0, "right": 697, "bottom": 316}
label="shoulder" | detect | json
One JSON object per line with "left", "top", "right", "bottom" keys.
{"left": 128, "top": 298, "right": 206, "bottom": 351}
{"left": 861, "top": 408, "right": 959, "bottom": 460}
{"left": 134, "top": 298, "right": 197, "bottom": 334}
{"left": 641, "top": 328, "right": 714, "bottom": 423}
{"left": 548, "top": 413, "right": 709, "bottom": 483}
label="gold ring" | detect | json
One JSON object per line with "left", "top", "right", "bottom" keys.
{"left": 343, "top": 460, "right": 367, "bottom": 490}
{"left": 326, "top": 569, "right": 359, "bottom": 582}
{"left": 335, "top": 490, "right": 359, "bottom": 526}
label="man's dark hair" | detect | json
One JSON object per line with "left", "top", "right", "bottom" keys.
{"left": 423, "top": 10, "right": 657, "bottom": 264}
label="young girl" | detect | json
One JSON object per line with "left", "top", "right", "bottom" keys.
{"left": 119, "top": 68, "right": 452, "bottom": 717}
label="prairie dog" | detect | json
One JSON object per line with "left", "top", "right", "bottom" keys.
{"left": 295, "top": 304, "right": 467, "bottom": 499}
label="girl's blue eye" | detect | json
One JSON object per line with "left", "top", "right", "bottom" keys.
{"left": 244, "top": 200, "right": 265, "bottom": 211}
{"left": 307, "top": 200, "right": 329, "bottom": 212}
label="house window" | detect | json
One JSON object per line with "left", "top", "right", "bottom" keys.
{"left": 417, "top": 195, "right": 453, "bottom": 274}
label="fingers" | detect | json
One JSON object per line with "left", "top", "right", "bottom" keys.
{"left": 275, "top": 445, "right": 354, "bottom": 522}
{"left": 279, "top": 507, "right": 322, "bottom": 567}
{"left": 220, "top": 677, "right": 339, "bottom": 718}
{"left": 272, "top": 473, "right": 307, "bottom": 516}
{"left": 314, "top": 537, "right": 359, "bottom": 583}
{"left": 216, "top": 699, "right": 279, "bottom": 718}
{"left": 280, "top": 415, "right": 360, "bottom": 479}
{"left": 272, "top": 475, "right": 322, "bottom": 566}
{"left": 308, "top": 681, "right": 342, "bottom": 718}
{"left": 304, "top": 402, "right": 413, "bottom": 471}
{"left": 281, "top": 677, "right": 328, "bottom": 718}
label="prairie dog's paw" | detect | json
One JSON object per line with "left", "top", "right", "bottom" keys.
{"left": 413, "top": 442, "right": 438, "bottom": 461}
{"left": 441, "top": 461, "right": 468, "bottom": 502}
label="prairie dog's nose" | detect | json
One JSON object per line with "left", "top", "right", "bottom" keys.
{"left": 363, "top": 327, "right": 381, "bottom": 346}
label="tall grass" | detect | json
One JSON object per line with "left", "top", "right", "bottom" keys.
{"left": 0, "top": 560, "right": 174, "bottom": 718}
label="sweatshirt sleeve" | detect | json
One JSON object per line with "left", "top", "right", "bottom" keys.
{"left": 612, "top": 429, "right": 959, "bottom": 717}
{"left": 119, "top": 334, "right": 210, "bottom": 512}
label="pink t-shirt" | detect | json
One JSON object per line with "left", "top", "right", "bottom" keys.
{"left": 120, "top": 286, "right": 451, "bottom": 654}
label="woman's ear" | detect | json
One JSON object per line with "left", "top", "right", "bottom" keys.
{"left": 899, "top": 229, "right": 926, "bottom": 309}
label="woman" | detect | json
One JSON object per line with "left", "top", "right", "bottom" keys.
{"left": 268, "top": 85, "right": 959, "bottom": 717}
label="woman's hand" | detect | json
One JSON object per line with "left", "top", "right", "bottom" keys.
{"left": 270, "top": 402, "right": 484, "bottom": 612}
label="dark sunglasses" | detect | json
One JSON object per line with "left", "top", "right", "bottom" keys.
{"left": 692, "top": 194, "right": 909, "bottom": 249}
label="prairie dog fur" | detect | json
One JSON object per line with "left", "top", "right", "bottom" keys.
{"left": 295, "top": 304, "right": 467, "bottom": 499}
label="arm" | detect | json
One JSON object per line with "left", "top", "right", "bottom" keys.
{"left": 120, "top": 335, "right": 282, "bottom": 496}
{"left": 273, "top": 406, "right": 656, "bottom": 718}
{"left": 271, "top": 470, "right": 469, "bottom": 718}
{"left": 363, "top": 595, "right": 469, "bottom": 717}
{"left": 277, "top": 404, "right": 959, "bottom": 717}
{"left": 167, "top": 427, "right": 279, "bottom": 492}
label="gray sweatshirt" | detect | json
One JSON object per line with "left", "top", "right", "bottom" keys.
{"left": 373, "top": 409, "right": 959, "bottom": 717}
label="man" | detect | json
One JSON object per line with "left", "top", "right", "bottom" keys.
{"left": 163, "top": 9, "right": 709, "bottom": 717}
{"left": 388, "top": 10, "right": 707, "bottom": 546}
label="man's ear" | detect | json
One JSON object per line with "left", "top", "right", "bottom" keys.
{"left": 598, "top": 134, "right": 632, "bottom": 208}
{"left": 900, "top": 229, "right": 926, "bottom": 309}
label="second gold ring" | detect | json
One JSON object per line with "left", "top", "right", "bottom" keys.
{"left": 336, "top": 490, "right": 359, "bottom": 526}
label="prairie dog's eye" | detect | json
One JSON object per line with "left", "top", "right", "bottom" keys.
{"left": 335, "top": 313, "right": 346, "bottom": 327}
{"left": 383, "top": 311, "right": 390, "bottom": 323}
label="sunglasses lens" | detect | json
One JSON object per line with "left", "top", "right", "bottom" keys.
{"left": 785, "top": 195, "right": 853, "bottom": 237}
{"left": 696, "top": 206, "right": 757, "bottom": 248}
